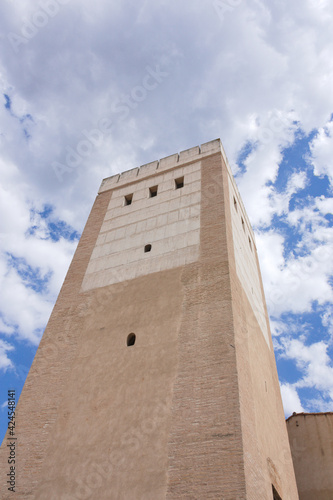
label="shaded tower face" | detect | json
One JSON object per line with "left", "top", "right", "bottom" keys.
{"left": 0, "top": 139, "right": 299, "bottom": 499}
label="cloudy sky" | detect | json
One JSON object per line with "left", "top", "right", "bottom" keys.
{"left": 0, "top": 0, "right": 333, "bottom": 442}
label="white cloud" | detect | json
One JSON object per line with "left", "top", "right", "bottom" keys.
{"left": 0, "top": 318, "right": 14, "bottom": 336}
{"left": 256, "top": 230, "right": 285, "bottom": 281}
{"left": 315, "top": 196, "right": 333, "bottom": 214}
{"left": 0, "top": 157, "right": 77, "bottom": 343}
{"left": 280, "top": 383, "right": 304, "bottom": 417}
{"left": 282, "top": 338, "right": 333, "bottom": 401}
{"left": 0, "top": 260, "right": 51, "bottom": 344}
{"left": 236, "top": 113, "right": 305, "bottom": 228}
{"left": 321, "top": 305, "right": 333, "bottom": 340}
{"left": 0, "top": 339, "right": 14, "bottom": 372}
{"left": 309, "top": 119, "right": 333, "bottom": 184}
{"left": 270, "top": 319, "right": 289, "bottom": 338}
{"left": 255, "top": 195, "right": 333, "bottom": 318}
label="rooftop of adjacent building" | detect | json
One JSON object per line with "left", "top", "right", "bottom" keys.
{"left": 286, "top": 411, "right": 333, "bottom": 422}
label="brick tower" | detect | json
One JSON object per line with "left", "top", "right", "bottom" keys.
{"left": 0, "top": 139, "right": 298, "bottom": 499}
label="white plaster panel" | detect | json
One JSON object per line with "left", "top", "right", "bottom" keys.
{"left": 83, "top": 244, "right": 199, "bottom": 291}
{"left": 102, "top": 190, "right": 199, "bottom": 232}
{"left": 105, "top": 176, "right": 200, "bottom": 220}
{"left": 228, "top": 176, "right": 270, "bottom": 348}
{"left": 82, "top": 163, "right": 201, "bottom": 291}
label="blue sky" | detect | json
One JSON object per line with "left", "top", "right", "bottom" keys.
{"left": 0, "top": 0, "right": 333, "bottom": 444}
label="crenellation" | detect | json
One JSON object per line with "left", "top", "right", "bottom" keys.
{"left": 158, "top": 152, "right": 179, "bottom": 171}
{"left": 100, "top": 173, "right": 120, "bottom": 189}
{"left": 179, "top": 145, "right": 201, "bottom": 162}
{"left": 201, "top": 138, "right": 222, "bottom": 155}
{"left": 98, "top": 138, "right": 222, "bottom": 194}
{"left": 138, "top": 160, "right": 159, "bottom": 176}
{"left": 118, "top": 166, "right": 139, "bottom": 182}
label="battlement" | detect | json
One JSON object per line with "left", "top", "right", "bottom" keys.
{"left": 99, "top": 138, "right": 227, "bottom": 193}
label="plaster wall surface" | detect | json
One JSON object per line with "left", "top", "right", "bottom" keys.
{"left": 227, "top": 174, "right": 269, "bottom": 347}
{"left": 82, "top": 161, "right": 201, "bottom": 291}
{"left": 287, "top": 413, "right": 333, "bottom": 500}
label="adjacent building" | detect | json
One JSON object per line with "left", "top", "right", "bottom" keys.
{"left": 287, "top": 412, "right": 333, "bottom": 500}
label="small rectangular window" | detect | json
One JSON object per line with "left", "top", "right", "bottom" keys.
{"left": 124, "top": 194, "right": 133, "bottom": 206}
{"left": 233, "top": 196, "right": 237, "bottom": 211}
{"left": 149, "top": 186, "right": 158, "bottom": 198}
{"left": 241, "top": 217, "right": 245, "bottom": 231}
{"left": 175, "top": 177, "right": 184, "bottom": 189}
{"left": 248, "top": 237, "right": 252, "bottom": 250}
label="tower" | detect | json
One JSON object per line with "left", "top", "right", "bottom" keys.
{"left": 0, "top": 139, "right": 298, "bottom": 499}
